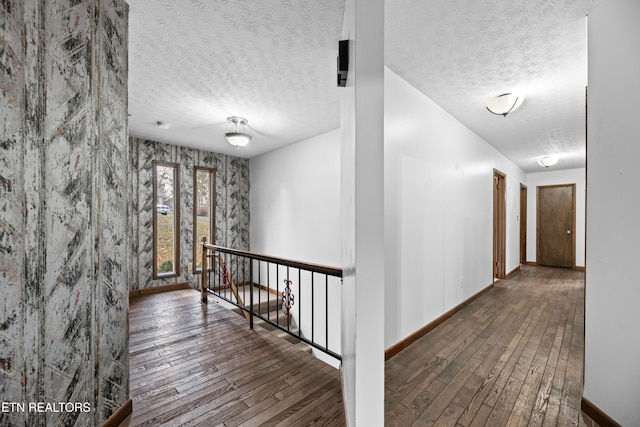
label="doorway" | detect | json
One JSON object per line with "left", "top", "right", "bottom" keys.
{"left": 520, "top": 184, "right": 527, "bottom": 265}
{"left": 493, "top": 170, "right": 506, "bottom": 280}
{"left": 536, "top": 184, "right": 576, "bottom": 268}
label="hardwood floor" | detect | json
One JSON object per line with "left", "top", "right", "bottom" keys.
{"left": 385, "top": 265, "right": 588, "bottom": 427}
{"left": 122, "top": 289, "right": 345, "bottom": 426}
{"left": 123, "top": 266, "right": 593, "bottom": 427}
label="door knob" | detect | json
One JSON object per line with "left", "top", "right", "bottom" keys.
{"left": 566, "top": 229, "right": 572, "bottom": 235}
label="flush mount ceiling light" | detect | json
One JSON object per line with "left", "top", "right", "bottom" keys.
{"left": 486, "top": 93, "right": 524, "bottom": 117}
{"left": 538, "top": 156, "right": 559, "bottom": 168}
{"left": 225, "top": 116, "right": 252, "bottom": 149}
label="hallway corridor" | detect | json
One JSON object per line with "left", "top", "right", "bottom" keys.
{"left": 385, "top": 266, "right": 588, "bottom": 426}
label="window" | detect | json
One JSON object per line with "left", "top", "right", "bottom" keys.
{"left": 153, "top": 161, "right": 180, "bottom": 278}
{"left": 194, "top": 167, "right": 216, "bottom": 272}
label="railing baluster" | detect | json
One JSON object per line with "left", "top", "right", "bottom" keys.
{"left": 201, "top": 237, "right": 208, "bottom": 303}
{"left": 257, "top": 259, "right": 261, "bottom": 317}
{"left": 201, "top": 244, "right": 342, "bottom": 362}
{"left": 286, "top": 266, "right": 290, "bottom": 330}
{"left": 228, "top": 253, "right": 232, "bottom": 300}
{"left": 216, "top": 252, "right": 220, "bottom": 293}
{"left": 311, "top": 272, "right": 315, "bottom": 344}
{"left": 326, "top": 274, "right": 329, "bottom": 350}
{"left": 249, "top": 257, "right": 254, "bottom": 329}
{"left": 241, "top": 255, "right": 245, "bottom": 311}
{"left": 236, "top": 255, "right": 239, "bottom": 307}
{"left": 298, "top": 269, "right": 302, "bottom": 338}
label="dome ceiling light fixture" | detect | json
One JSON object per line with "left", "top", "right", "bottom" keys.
{"left": 538, "top": 155, "right": 559, "bottom": 168}
{"left": 225, "top": 116, "right": 252, "bottom": 149}
{"left": 486, "top": 93, "right": 524, "bottom": 117}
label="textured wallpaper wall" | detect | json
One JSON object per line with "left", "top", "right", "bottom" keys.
{"left": 0, "top": 1, "right": 129, "bottom": 426}
{"left": 129, "top": 138, "right": 250, "bottom": 291}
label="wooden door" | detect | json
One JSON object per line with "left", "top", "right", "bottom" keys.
{"left": 520, "top": 184, "right": 527, "bottom": 264}
{"left": 493, "top": 170, "right": 506, "bottom": 279}
{"left": 537, "top": 184, "right": 575, "bottom": 268}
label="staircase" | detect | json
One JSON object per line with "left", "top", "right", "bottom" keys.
{"left": 200, "top": 243, "right": 342, "bottom": 364}
{"left": 210, "top": 284, "right": 313, "bottom": 355}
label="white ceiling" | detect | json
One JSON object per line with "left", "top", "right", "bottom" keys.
{"left": 127, "top": 0, "right": 345, "bottom": 158}
{"left": 128, "top": 0, "right": 596, "bottom": 172}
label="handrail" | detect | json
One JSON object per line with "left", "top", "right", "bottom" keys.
{"left": 204, "top": 244, "right": 343, "bottom": 278}
{"left": 200, "top": 239, "right": 343, "bottom": 362}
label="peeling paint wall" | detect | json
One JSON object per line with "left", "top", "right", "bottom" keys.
{"left": 129, "top": 137, "right": 250, "bottom": 291}
{"left": 0, "top": 0, "right": 129, "bottom": 426}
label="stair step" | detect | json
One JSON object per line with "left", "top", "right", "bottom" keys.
{"left": 253, "top": 315, "right": 301, "bottom": 342}
{"left": 214, "top": 287, "right": 279, "bottom": 314}
{"left": 224, "top": 285, "right": 281, "bottom": 315}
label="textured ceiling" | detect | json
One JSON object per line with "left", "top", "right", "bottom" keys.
{"left": 128, "top": 0, "right": 596, "bottom": 171}
{"left": 386, "top": 0, "right": 594, "bottom": 172}
{"left": 127, "top": 0, "right": 345, "bottom": 158}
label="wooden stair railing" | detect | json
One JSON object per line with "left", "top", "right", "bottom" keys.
{"left": 200, "top": 239, "right": 343, "bottom": 362}
{"left": 202, "top": 237, "right": 253, "bottom": 325}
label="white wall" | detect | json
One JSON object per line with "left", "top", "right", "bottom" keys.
{"left": 584, "top": 1, "right": 640, "bottom": 425}
{"left": 384, "top": 68, "right": 527, "bottom": 348}
{"left": 526, "top": 168, "right": 586, "bottom": 267}
{"left": 250, "top": 130, "right": 342, "bottom": 368}
{"left": 250, "top": 129, "right": 341, "bottom": 266}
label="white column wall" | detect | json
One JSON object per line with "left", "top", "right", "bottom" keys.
{"left": 526, "top": 168, "right": 586, "bottom": 267}
{"left": 340, "top": 0, "right": 386, "bottom": 425}
{"left": 384, "top": 68, "right": 526, "bottom": 348}
{"left": 585, "top": 1, "right": 640, "bottom": 425}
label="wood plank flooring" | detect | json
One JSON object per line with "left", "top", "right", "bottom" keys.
{"left": 122, "top": 289, "right": 345, "bottom": 426}
{"left": 122, "top": 266, "right": 592, "bottom": 427}
{"left": 385, "top": 265, "right": 589, "bottom": 427}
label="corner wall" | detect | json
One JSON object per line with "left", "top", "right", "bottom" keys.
{"left": 0, "top": 1, "right": 130, "bottom": 425}
{"left": 250, "top": 129, "right": 342, "bottom": 367}
{"left": 128, "top": 138, "right": 250, "bottom": 291}
{"left": 249, "top": 129, "right": 341, "bottom": 266}
{"left": 584, "top": 1, "right": 640, "bottom": 425}
{"left": 384, "top": 68, "right": 527, "bottom": 348}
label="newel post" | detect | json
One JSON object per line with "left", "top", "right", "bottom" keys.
{"left": 201, "top": 237, "right": 208, "bottom": 303}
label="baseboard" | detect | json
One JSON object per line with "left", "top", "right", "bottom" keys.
{"left": 505, "top": 265, "right": 521, "bottom": 279}
{"left": 581, "top": 398, "right": 621, "bottom": 427}
{"left": 101, "top": 399, "right": 132, "bottom": 427}
{"left": 129, "top": 282, "right": 190, "bottom": 298}
{"left": 524, "top": 261, "right": 584, "bottom": 271}
{"left": 385, "top": 283, "right": 495, "bottom": 361}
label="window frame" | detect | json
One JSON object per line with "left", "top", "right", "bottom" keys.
{"left": 193, "top": 166, "right": 216, "bottom": 274}
{"left": 153, "top": 161, "right": 181, "bottom": 279}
